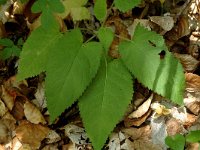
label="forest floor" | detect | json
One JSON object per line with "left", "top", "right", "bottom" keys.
{"left": 0, "top": 0, "right": 200, "bottom": 149}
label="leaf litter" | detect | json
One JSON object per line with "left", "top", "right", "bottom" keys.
{"left": 0, "top": 0, "right": 200, "bottom": 149}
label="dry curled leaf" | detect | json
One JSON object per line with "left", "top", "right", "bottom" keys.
{"left": 1, "top": 86, "right": 16, "bottom": 111}
{"left": 149, "top": 16, "right": 174, "bottom": 31}
{"left": 184, "top": 92, "right": 200, "bottom": 115}
{"left": 128, "top": 94, "right": 153, "bottom": 118}
{"left": 165, "top": 15, "right": 190, "bottom": 46}
{"left": 124, "top": 109, "right": 151, "bottom": 127}
{"left": 174, "top": 53, "right": 199, "bottom": 72}
{"left": 16, "top": 121, "right": 49, "bottom": 149}
{"left": 24, "top": 101, "right": 46, "bottom": 124}
{"left": 11, "top": 96, "right": 25, "bottom": 120}
{"left": 185, "top": 73, "right": 200, "bottom": 93}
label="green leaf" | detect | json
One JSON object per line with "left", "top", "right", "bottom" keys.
{"left": 186, "top": 130, "right": 200, "bottom": 143}
{"left": 48, "top": 0, "right": 65, "bottom": 13}
{"left": 94, "top": 0, "right": 107, "bottom": 21}
{"left": 0, "top": 46, "right": 21, "bottom": 60}
{"left": 60, "top": 0, "right": 90, "bottom": 21}
{"left": 114, "top": 0, "right": 141, "bottom": 12}
{"left": 165, "top": 134, "right": 185, "bottom": 150}
{"left": 17, "top": 27, "right": 61, "bottom": 81}
{"left": 119, "top": 25, "right": 185, "bottom": 105}
{"left": 79, "top": 59, "right": 133, "bottom": 150}
{"left": 45, "top": 29, "right": 102, "bottom": 122}
{"left": 0, "top": 38, "right": 14, "bottom": 47}
{"left": 32, "top": 0, "right": 64, "bottom": 13}
{"left": 0, "top": 0, "right": 7, "bottom": 5}
{"left": 97, "top": 27, "right": 114, "bottom": 53}
{"left": 41, "top": 7, "right": 59, "bottom": 32}
{"left": 31, "top": 0, "right": 47, "bottom": 13}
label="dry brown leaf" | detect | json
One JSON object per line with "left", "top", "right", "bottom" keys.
{"left": 16, "top": 121, "right": 50, "bottom": 149}
{"left": 105, "top": 16, "right": 130, "bottom": 58}
{"left": 0, "top": 118, "right": 15, "bottom": 145}
{"left": 108, "top": 132, "right": 132, "bottom": 149}
{"left": 122, "top": 125, "right": 151, "bottom": 140}
{"left": 166, "top": 118, "right": 183, "bottom": 136}
{"left": 11, "top": 96, "right": 25, "bottom": 120}
{"left": 1, "top": 86, "right": 16, "bottom": 111}
{"left": 45, "top": 130, "right": 61, "bottom": 144}
{"left": 128, "top": 19, "right": 151, "bottom": 37}
{"left": 124, "top": 109, "right": 151, "bottom": 127}
{"left": 0, "top": 99, "right": 8, "bottom": 117}
{"left": 0, "top": 120, "right": 10, "bottom": 144}
{"left": 174, "top": 53, "right": 199, "bottom": 72}
{"left": 24, "top": 101, "right": 46, "bottom": 124}
{"left": 185, "top": 73, "right": 200, "bottom": 93}
{"left": 186, "top": 143, "right": 199, "bottom": 150}
{"left": 130, "top": 139, "right": 162, "bottom": 150}
{"left": 61, "top": 124, "right": 89, "bottom": 145}
{"left": 184, "top": 113, "right": 198, "bottom": 129}
{"left": 149, "top": 16, "right": 174, "bottom": 31}
{"left": 34, "top": 82, "right": 47, "bottom": 110}
{"left": 128, "top": 94, "right": 153, "bottom": 118}
{"left": 1, "top": 112, "right": 16, "bottom": 124}
{"left": 42, "top": 144, "right": 59, "bottom": 150}
{"left": 133, "top": 92, "right": 145, "bottom": 108}
{"left": 165, "top": 15, "right": 190, "bottom": 46}
{"left": 185, "top": 100, "right": 200, "bottom": 115}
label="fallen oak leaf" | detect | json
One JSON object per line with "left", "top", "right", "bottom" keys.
{"left": 128, "top": 94, "right": 153, "bottom": 118}
{"left": 15, "top": 121, "right": 49, "bottom": 149}
{"left": 24, "top": 100, "right": 46, "bottom": 124}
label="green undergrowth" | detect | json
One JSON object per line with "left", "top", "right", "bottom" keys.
{"left": 165, "top": 130, "right": 200, "bottom": 150}
{"left": 0, "top": 0, "right": 187, "bottom": 149}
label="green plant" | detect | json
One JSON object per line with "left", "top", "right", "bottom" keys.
{"left": 16, "top": 0, "right": 185, "bottom": 149}
{"left": 165, "top": 130, "right": 200, "bottom": 150}
{"left": 0, "top": 38, "right": 22, "bottom": 60}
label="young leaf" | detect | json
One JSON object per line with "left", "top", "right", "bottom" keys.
{"left": 60, "top": 0, "right": 90, "bottom": 21}
{"left": 97, "top": 27, "right": 114, "bottom": 53}
{"left": 45, "top": 29, "right": 102, "bottom": 122}
{"left": 1, "top": 46, "right": 21, "bottom": 60}
{"left": 94, "top": 0, "right": 107, "bottom": 21}
{"left": 0, "top": 38, "right": 14, "bottom": 47}
{"left": 186, "top": 130, "right": 200, "bottom": 143}
{"left": 79, "top": 59, "right": 133, "bottom": 150}
{"left": 114, "top": 0, "right": 141, "bottom": 12}
{"left": 119, "top": 25, "right": 185, "bottom": 105}
{"left": 165, "top": 134, "right": 185, "bottom": 150}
